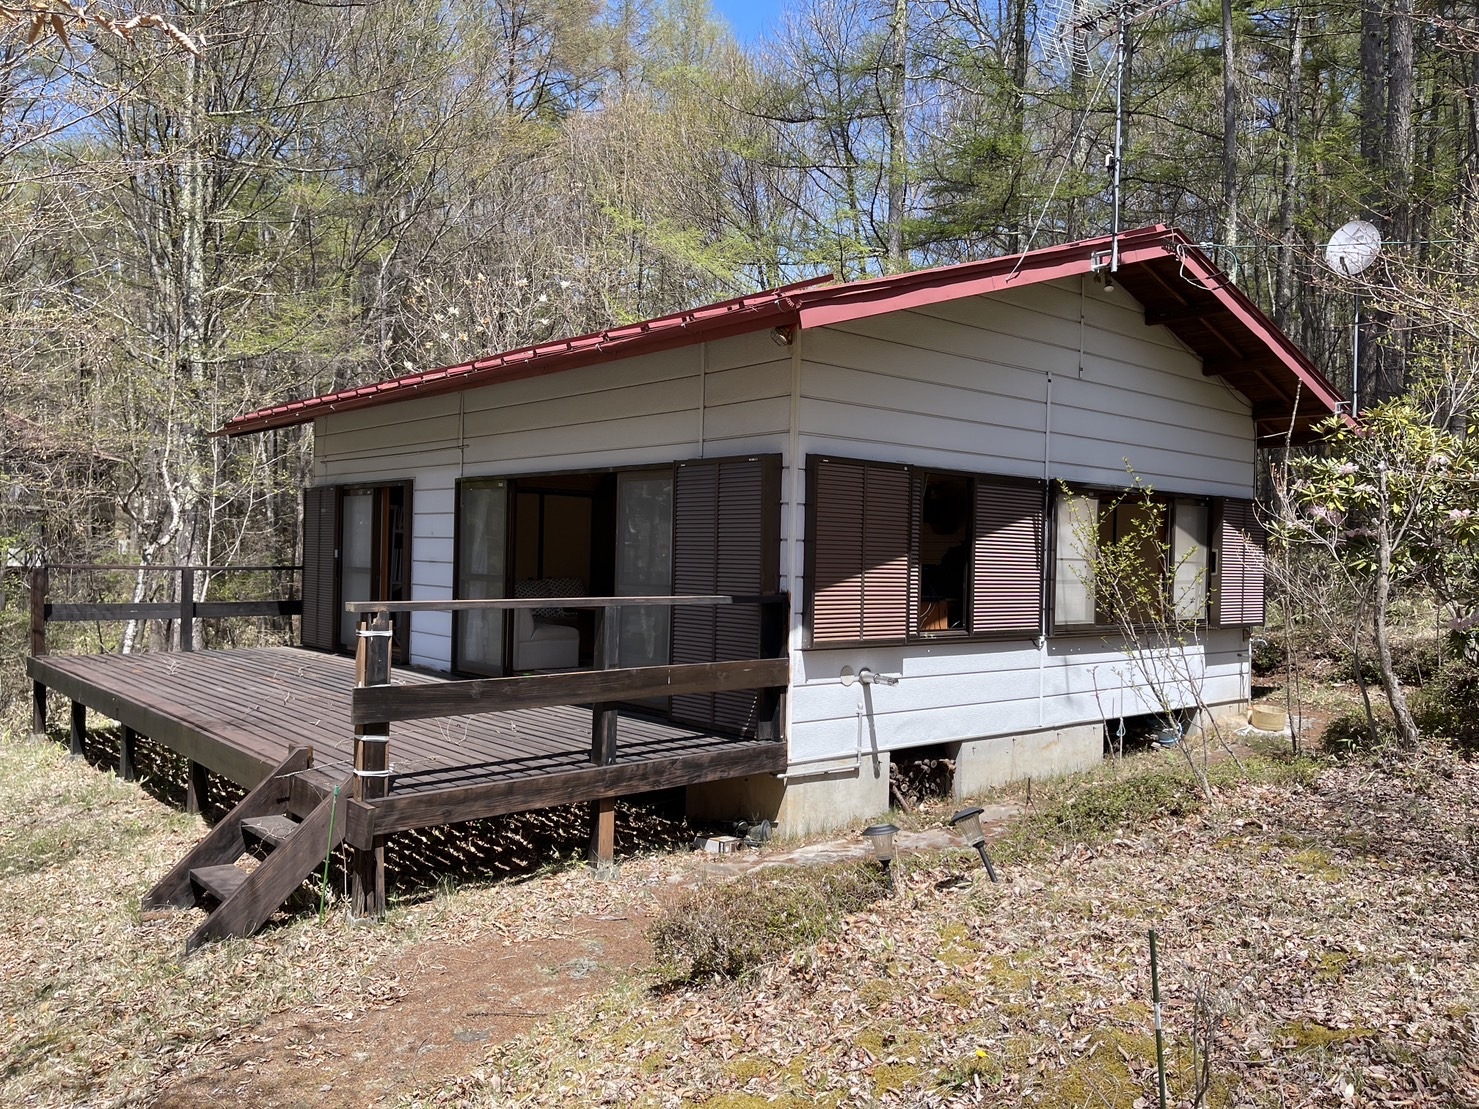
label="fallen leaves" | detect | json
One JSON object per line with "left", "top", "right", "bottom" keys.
{"left": 452, "top": 749, "right": 1479, "bottom": 1108}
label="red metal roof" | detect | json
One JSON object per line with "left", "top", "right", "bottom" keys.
{"left": 220, "top": 225, "right": 1342, "bottom": 441}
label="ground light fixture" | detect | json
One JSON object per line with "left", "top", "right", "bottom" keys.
{"left": 949, "top": 806, "right": 999, "bottom": 883}
{"left": 861, "top": 823, "right": 900, "bottom": 890}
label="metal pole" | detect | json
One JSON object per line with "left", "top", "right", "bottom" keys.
{"left": 1150, "top": 929, "right": 1169, "bottom": 1109}
{"left": 1109, "top": 12, "right": 1129, "bottom": 275}
{"left": 974, "top": 842, "right": 999, "bottom": 883}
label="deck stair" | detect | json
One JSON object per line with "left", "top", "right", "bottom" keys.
{"left": 143, "top": 747, "right": 354, "bottom": 953}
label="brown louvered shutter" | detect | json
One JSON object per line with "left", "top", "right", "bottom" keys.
{"left": 808, "top": 458, "right": 910, "bottom": 644}
{"left": 671, "top": 456, "right": 780, "bottom": 732}
{"left": 1215, "top": 498, "right": 1267, "bottom": 626}
{"left": 300, "top": 485, "right": 338, "bottom": 650}
{"left": 971, "top": 480, "right": 1044, "bottom": 636}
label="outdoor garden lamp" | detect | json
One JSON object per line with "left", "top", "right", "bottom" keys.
{"left": 949, "top": 807, "right": 999, "bottom": 883}
{"left": 861, "top": 823, "right": 900, "bottom": 890}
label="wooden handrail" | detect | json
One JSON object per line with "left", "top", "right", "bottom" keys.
{"left": 43, "top": 601, "right": 304, "bottom": 622}
{"left": 27, "top": 563, "right": 304, "bottom": 656}
{"left": 42, "top": 563, "right": 301, "bottom": 573}
{"left": 352, "top": 658, "right": 790, "bottom": 725}
{"left": 343, "top": 593, "right": 786, "bottom": 614}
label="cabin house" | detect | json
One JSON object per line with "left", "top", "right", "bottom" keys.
{"left": 222, "top": 224, "right": 1340, "bottom": 837}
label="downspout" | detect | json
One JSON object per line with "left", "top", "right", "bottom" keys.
{"left": 1039, "top": 373, "right": 1052, "bottom": 729}
{"left": 698, "top": 342, "right": 708, "bottom": 457}
{"left": 786, "top": 325, "right": 805, "bottom": 760}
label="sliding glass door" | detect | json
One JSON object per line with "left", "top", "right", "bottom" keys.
{"left": 337, "top": 483, "right": 411, "bottom": 661}
{"left": 457, "top": 479, "right": 508, "bottom": 675}
{"left": 615, "top": 470, "right": 673, "bottom": 668}
{"left": 339, "top": 490, "right": 376, "bottom": 649}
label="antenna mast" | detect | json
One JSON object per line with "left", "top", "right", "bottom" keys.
{"left": 1108, "top": 13, "right": 1129, "bottom": 275}
{"left": 1043, "top": 0, "right": 1170, "bottom": 273}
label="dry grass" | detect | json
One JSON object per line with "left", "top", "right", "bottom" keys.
{"left": 434, "top": 748, "right": 1479, "bottom": 1108}
{"left": 0, "top": 727, "right": 687, "bottom": 1107}
{"left": 7, "top": 714, "right": 1479, "bottom": 1108}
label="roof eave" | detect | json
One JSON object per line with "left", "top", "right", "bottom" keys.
{"left": 220, "top": 300, "right": 805, "bottom": 437}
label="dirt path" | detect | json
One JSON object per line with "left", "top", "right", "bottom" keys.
{"left": 147, "top": 813, "right": 1016, "bottom": 1108}
{"left": 150, "top": 910, "right": 654, "bottom": 1108}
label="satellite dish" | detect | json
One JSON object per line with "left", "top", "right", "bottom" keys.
{"left": 1324, "top": 220, "right": 1382, "bottom": 276}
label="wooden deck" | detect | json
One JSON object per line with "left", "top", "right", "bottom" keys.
{"left": 27, "top": 646, "right": 787, "bottom": 839}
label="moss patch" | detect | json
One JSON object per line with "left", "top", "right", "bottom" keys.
{"left": 1290, "top": 847, "right": 1345, "bottom": 881}
{"left": 872, "top": 1062, "right": 923, "bottom": 1095}
{"left": 1277, "top": 1020, "right": 1377, "bottom": 1050}
{"left": 650, "top": 862, "right": 888, "bottom": 983}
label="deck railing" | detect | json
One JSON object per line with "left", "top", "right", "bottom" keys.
{"left": 28, "top": 563, "right": 303, "bottom": 657}
{"left": 342, "top": 594, "right": 790, "bottom": 866}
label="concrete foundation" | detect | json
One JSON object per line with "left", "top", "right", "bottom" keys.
{"left": 947, "top": 697, "right": 1252, "bottom": 801}
{"left": 686, "top": 752, "right": 891, "bottom": 840}
{"left": 948, "top": 723, "right": 1104, "bottom": 800}
{"left": 1196, "top": 698, "right": 1252, "bottom": 736}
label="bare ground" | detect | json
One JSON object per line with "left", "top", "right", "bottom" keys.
{"left": 6, "top": 711, "right": 1478, "bottom": 1108}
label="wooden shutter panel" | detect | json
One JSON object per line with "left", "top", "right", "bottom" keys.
{"left": 300, "top": 485, "right": 338, "bottom": 650}
{"left": 808, "top": 459, "right": 910, "bottom": 644}
{"left": 671, "top": 456, "right": 780, "bottom": 732}
{"left": 971, "top": 480, "right": 1044, "bottom": 636}
{"left": 1215, "top": 498, "right": 1267, "bottom": 626}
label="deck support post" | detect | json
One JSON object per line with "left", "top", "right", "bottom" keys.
{"left": 351, "top": 841, "right": 386, "bottom": 918}
{"left": 185, "top": 761, "right": 210, "bottom": 814}
{"left": 69, "top": 700, "right": 86, "bottom": 758}
{"left": 119, "top": 727, "right": 138, "bottom": 781}
{"left": 30, "top": 567, "right": 48, "bottom": 740}
{"left": 588, "top": 606, "right": 620, "bottom": 869}
{"left": 351, "top": 610, "right": 392, "bottom": 919}
{"left": 32, "top": 682, "right": 47, "bottom": 741}
{"left": 178, "top": 566, "right": 195, "bottom": 653}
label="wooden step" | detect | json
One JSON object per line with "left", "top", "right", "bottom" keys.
{"left": 185, "top": 777, "right": 352, "bottom": 953}
{"left": 190, "top": 864, "right": 248, "bottom": 902}
{"left": 241, "top": 814, "right": 300, "bottom": 847}
{"left": 143, "top": 747, "right": 313, "bottom": 911}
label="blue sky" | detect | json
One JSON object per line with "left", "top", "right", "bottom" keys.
{"left": 711, "top": 0, "right": 789, "bottom": 42}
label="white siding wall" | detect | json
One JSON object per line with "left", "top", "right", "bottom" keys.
{"left": 310, "top": 276, "right": 1257, "bottom": 766}
{"left": 786, "top": 277, "right": 1256, "bottom": 764}
{"left": 312, "top": 333, "right": 793, "bottom": 669}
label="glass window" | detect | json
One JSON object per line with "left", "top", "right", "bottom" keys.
{"left": 339, "top": 490, "right": 374, "bottom": 647}
{"left": 1053, "top": 491, "right": 1098, "bottom": 626}
{"left": 917, "top": 473, "right": 971, "bottom": 633}
{"left": 615, "top": 471, "right": 674, "bottom": 667}
{"left": 458, "top": 480, "right": 507, "bottom": 675}
{"left": 1096, "top": 498, "right": 1166, "bottom": 625}
{"left": 1171, "top": 499, "right": 1209, "bottom": 621}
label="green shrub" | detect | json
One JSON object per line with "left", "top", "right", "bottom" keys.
{"left": 1392, "top": 638, "right": 1443, "bottom": 687}
{"left": 1251, "top": 635, "right": 1287, "bottom": 677}
{"left": 1415, "top": 661, "right": 1479, "bottom": 752}
{"left": 1041, "top": 773, "right": 1203, "bottom": 836}
{"left": 649, "top": 862, "right": 888, "bottom": 983}
{"left": 996, "top": 771, "right": 1206, "bottom": 862}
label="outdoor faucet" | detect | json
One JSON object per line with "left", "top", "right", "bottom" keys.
{"left": 857, "top": 668, "right": 899, "bottom": 686}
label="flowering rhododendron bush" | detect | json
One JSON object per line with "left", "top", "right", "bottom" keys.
{"left": 1274, "top": 401, "right": 1479, "bottom": 746}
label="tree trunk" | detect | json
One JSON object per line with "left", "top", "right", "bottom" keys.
{"left": 1221, "top": 0, "right": 1239, "bottom": 254}
{"left": 1273, "top": 9, "right": 1302, "bottom": 331}
{"left": 1008, "top": 0, "right": 1028, "bottom": 251}
{"left": 885, "top": 0, "right": 908, "bottom": 272}
{"left": 1377, "top": 0, "right": 1415, "bottom": 401}
{"left": 1374, "top": 467, "right": 1421, "bottom": 746}
{"left": 1360, "top": 0, "right": 1384, "bottom": 183}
